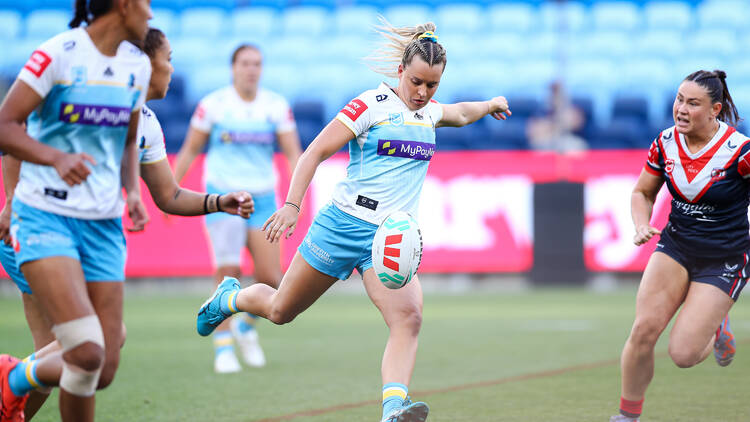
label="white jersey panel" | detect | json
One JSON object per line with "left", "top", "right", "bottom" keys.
{"left": 137, "top": 104, "right": 167, "bottom": 164}
{"left": 188, "top": 86, "right": 296, "bottom": 193}
{"left": 15, "top": 28, "right": 151, "bottom": 219}
{"left": 332, "top": 82, "right": 442, "bottom": 224}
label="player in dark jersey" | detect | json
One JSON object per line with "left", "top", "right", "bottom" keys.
{"left": 610, "top": 70, "right": 746, "bottom": 422}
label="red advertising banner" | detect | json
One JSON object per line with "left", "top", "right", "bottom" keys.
{"left": 0, "top": 150, "right": 666, "bottom": 278}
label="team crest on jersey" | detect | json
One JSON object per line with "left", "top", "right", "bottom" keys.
{"left": 664, "top": 159, "right": 675, "bottom": 174}
{"left": 72, "top": 66, "right": 87, "bottom": 86}
{"left": 711, "top": 167, "right": 727, "bottom": 181}
{"left": 389, "top": 112, "right": 404, "bottom": 126}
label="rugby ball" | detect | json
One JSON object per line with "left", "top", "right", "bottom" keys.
{"left": 372, "top": 211, "right": 423, "bottom": 289}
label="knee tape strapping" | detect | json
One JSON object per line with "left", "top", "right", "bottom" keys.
{"left": 59, "top": 361, "right": 100, "bottom": 397}
{"left": 52, "top": 314, "right": 105, "bottom": 351}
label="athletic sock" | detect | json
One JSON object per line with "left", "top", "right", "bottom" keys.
{"left": 237, "top": 313, "right": 258, "bottom": 334}
{"left": 22, "top": 352, "right": 36, "bottom": 363}
{"left": 619, "top": 397, "right": 643, "bottom": 419}
{"left": 382, "top": 382, "right": 408, "bottom": 420}
{"left": 8, "top": 360, "right": 46, "bottom": 396}
{"left": 219, "top": 287, "right": 239, "bottom": 316}
{"left": 213, "top": 331, "right": 235, "bottom": 356}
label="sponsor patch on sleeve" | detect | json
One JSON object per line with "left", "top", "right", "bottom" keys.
{"left": 341, "top": 99, "right": 368, "bottom": 121}
{"left": 24, "top": 50, "right": 52, "bottom": 78}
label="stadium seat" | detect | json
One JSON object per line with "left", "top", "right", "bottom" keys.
{"left": 539, "top": 1, "right": 587, "bottom": 33}
{"left": 0, "top": 10, "right": 22, "bottom": 40}
{"left": 643, "top": 1, "right": 693, "bottom": 31}
{"left": 728, "top": 84, "right": 750, "bottom": 123}
{"left": 435, "top": 3, "right": 483, "bottom": 35}
{"left": 314, "top": 35, "right": 368, "bottom": 66}
{"left": 263, "top": 36, "right": 319, "bottom": 67}
{"left": 485, "top": 119, "right": 528, "bottom": 150}
{"left": 151, "top": 0, "right": 183, "bottom": 12}
{"left": 510, "top": 59, "right": 556, "bottom": 97}
{"left": 185, "top": 65, "right": 231, "bottom": 104}
{"left": 571, "top": 95, "right": 595, "bottom": 140}
{"left": 292, "top": 100, "right": 326, "bottom": 149}
{"left": 612, "top": 96, "right": 650, "bottom": 126}
{"left": 687, "top": 29, "right": 739, "bottom": 59}
{"left": 696, "top": 0, "right": 747, "bottom": 30}
{"left": 674, "top": 55, "right": 724, "bottom": 83}
{"left": 332, "top": 5, "right": 379, "bottom": 37}
{"left": 280, "top": 6, "right": 330, "bottom": 37}
{"left": 24, "top": 9, "right": 69, "bottom": 40}
{"left": 0, "top": 0, "right": 39, "bottom": 14}
{"left": 230, "top": 7, "right": 278, "bottom": 39}
{"left": 487, "top": 3, "right": 535, "bottom": 34}
{"left": 261, "top": 63, "right": 305, "bottom": 102}
{"left": 183, "top": 0, "right": 236, "bottom": 10}
{"left": 161, "top": 115, "right": 190, "bottom": 152}
{"left": 151, "top": 8, "right": 178, "bottom": 39}
{"left": 179, "top": 8, "right": 227, "bottom": 39}
{"left": 41, "top": 0, "right": 74, "bottom": 9}
{"left": 170, "top": 37, "right": 220, "bottom": 71}
{"left": 383, "top": 4, "right": 431, "bottom": 28}
{"left": 591, "top": 2, "right": 640, "bottom": 32}
{"left": 436, "top": 125, "right": 470, "bottom": 150}
{"left": 505, "top": 96, "right": 541, "bottom": 121}
{"left": 574, "top": 31, "right": 631, "bottom": 61}
{"left": 589, "top": 117, "right": 650, "bottom": 149}
{"left": 634, "top": 30, "right": 685, "bottom": 61}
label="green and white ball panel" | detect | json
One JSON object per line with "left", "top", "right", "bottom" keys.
{"left": 372, "top": 211, "right": 423, "bottom": 289}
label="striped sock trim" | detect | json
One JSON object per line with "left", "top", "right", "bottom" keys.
{"left": 620, "top": 397, "right": 643, "bottom": 418}
{"left": 382, "top": 382, "right": 408, "bottom": 402}
{"left": 227, "top": 292, "right": 238, "bottom": 314}
{"left": 25, "top": 360, "right": 45, "bottom": 389}
{"left": 22, "top": 352, "right": 36, "bottom": 363}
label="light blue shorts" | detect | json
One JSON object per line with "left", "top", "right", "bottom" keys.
{"left": 0, "top": 241, "right": 30, "bottom": 294}
{"left": 298, "top": 203, "right": 378, "bottom": 280}
{"left": 12, "top": 198, "right": 126, "bottom": 282}
{"left": 205, "top": 184, "right": 277, "bottom": 229}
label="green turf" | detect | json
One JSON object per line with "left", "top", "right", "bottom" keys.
{"left": 1, "top": 286, "right": 748, "bottom": 421}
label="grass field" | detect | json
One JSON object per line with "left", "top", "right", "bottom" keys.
{"left": 1, "top": 283, "right": 749, "bottom": 422}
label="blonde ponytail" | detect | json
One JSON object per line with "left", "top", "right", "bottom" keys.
{"left": 365, "top": 17, "right": 447, "bottom": 78}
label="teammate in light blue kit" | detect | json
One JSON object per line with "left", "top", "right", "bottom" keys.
{"left": 0, "top": 1, "right": 152, "bottom": 421}
{"left": 196, "top": 20, "right": 510, "bottom": 422}
{"left": 174, "top": 44, "right": 302, "bottom": 373}
{"left": 0, "top": 27, "right": 255, "bottom": 421}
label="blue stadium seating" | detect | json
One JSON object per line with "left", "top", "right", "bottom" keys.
{"left": 292, "top": 100, "right": 326, "bottom": 148}
{"left": 332, "top": 5, "right": 379, "bottom": 36}
{"left": 383, "top": 4, "right": 431, "bottom": 28}
{"left": 435, "top": 4, "right": 483, "bottom": 35}
{"left": 151, "top": 8, "right": 179, "bottom": 38}
{"left": 280, "top": 6, "right": 330, "bottom": 37}
{"left": 0, "top": 10, "right": 21, "bottom": 40}
{"left": 179, "top": 8, "right": 227, "bottom": 38}
{"left": 591, "top": 1, "right": 640, "bottom": 32}
{"left": 643, "top": 1, "right": 693, "bottom": 31}
{"left": 231, "top": 7, "right": 279, "bottom": 39}
{"left": 539, "top": 1, "right": 587, "bottom": 33}
{"left": 25, "top": 9, "right": 69, "bottom": 40}
{"left": 696, "top": 0, "right": 747, "bottom": 30}
{"left": 487, "top": 3, "right": 535, "bottom": 34}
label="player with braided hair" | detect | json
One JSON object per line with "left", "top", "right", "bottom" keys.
{"left": 195, "top": 19, "right": 511, "bottom": 422}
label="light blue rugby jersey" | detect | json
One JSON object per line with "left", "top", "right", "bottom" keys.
{"left": 15, "top": 28, "right": 151, "bottom": 219}
{"left": 333, "top": 82, "right": 444, "bottom": 224}
{"left": 189, "top": 86, "right": 296, "bottom": 193}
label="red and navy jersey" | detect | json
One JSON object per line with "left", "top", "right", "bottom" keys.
{"left": 645, "top": 122, "right": 750, "bottom": 258}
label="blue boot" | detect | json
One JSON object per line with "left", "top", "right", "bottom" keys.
{"left": 197, "top": 277, "right": 240, "bottom": 336}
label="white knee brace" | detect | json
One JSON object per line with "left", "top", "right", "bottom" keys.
{"left": 52, "top": 315, "right": 105, "bottom": 397}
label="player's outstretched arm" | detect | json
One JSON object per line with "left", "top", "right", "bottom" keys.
{"left": 437, "top": 96, "right": 511, "bottom": 128}
{"left": 140, "top": 158, "right": 254, "bottom": 218}
{"left": 263, "top": 118, "right": 354, "bottom": 243}
{"left": 631, "top": 169, "right": 664, "bottom": 246}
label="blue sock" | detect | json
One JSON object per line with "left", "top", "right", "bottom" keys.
{"left": 8, "top": 360, "right": 45, "bottom": 396}
{"left": 213, "top": 331, "right": 235, "bottom": 356}
{"left": 382, "top": 382, "right": 407, "bottom": 419}
{"left": 237, "top": 313, "right": 258, "bottom": 333}
{"left": 23, "top": 352, "right": 36, "bottom": 363}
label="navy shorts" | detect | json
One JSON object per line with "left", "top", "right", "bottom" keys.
{"left": 655, "top": 231, "right": 749, "bottom": 301}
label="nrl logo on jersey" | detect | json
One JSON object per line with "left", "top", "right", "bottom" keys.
{"left": 389, "top": 112, "right": 404, "bottom": 126}
{"left": 664, "top": 159, "right": 675, "bottom": 174}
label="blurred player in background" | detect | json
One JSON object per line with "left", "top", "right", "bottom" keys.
{"left": 0, "top": 27, "right": 255, "bottom": 421}
{"left": 0, "top": 1, "right": 152, "bottom": 421}
{"left": 611, "top": 70, "right": 746, "bottom": 422}
{"left": 195, "top": 20, "right": 510, "bottom": 422}
{"left": 173, "top": 44, "right": 302, "bottom": 374}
